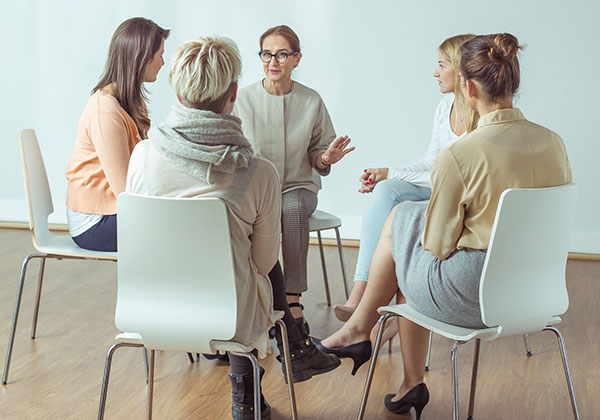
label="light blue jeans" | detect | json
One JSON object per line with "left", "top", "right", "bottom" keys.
{"left": 354, "top": 179, "right": 431, "bottom": 282}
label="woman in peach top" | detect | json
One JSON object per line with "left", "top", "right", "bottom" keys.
{"left": 65, "top": 17, "right": 169, "bottom": 251}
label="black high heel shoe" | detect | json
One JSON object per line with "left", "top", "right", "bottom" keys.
{"left": 384, "top": 382, "right": 429, "bottom": 420}
{"left": 313, "top": 338, "right": 372, "bottom": 376}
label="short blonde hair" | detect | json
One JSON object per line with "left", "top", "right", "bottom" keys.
{"left": 168, "top": 36, "right": 241, "bottom": 112}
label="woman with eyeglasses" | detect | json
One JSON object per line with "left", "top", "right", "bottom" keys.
{"left": 234, "top": 25, "right": 354, "bottom": 326}
{"left": 65, "top": 17, "right": 169, "bottom": 251}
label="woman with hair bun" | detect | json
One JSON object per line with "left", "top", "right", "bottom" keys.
{"left": 65, "top": 17, "right": 169, "bottom": 251}
{"left": 316, "top": 33, "right": 572, "bottom": 418}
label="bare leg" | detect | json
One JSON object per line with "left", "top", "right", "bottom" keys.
{"left": 391, "top": 317, "right": 430, "bottom": 400}
{"left": 286, "top": 294, "right": 304, "bottom": 319}
{"left": 321, "top": 208, "right": 400, "bottom": 348}
{"left": 343, "top": 280, "right": 368, "bottom": 308}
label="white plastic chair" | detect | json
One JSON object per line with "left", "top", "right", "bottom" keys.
{"left": 358, "top": 185, "right": 580, "bottom": 420}
{"left": 2, "top": 129, "right": 117, "bottom": 385}
{"left": 97, "top": 193, "right": 298, "bottom": 420}
{"left": 310, "top": 172, "right": 349, "bottom": 305}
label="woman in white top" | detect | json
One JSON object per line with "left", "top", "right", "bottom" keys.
{"left": 234, "top": 25, "right": 354, "bottom": 322}
{"left": 127, "top": 35, "right": 339, "bottom": 420}
{"left": 334, "top": 34, "right": 480, "bottom": 323}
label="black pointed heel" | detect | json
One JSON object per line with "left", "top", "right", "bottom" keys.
{"left": 313, "top": 338, "right": 372, "bottom": 376}
{"left": 384, "top": 382, "right": 429, "bottom": 420}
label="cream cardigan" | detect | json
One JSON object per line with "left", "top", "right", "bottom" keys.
{"left": 233, "top": 80, "right": 336, "bottom": 194}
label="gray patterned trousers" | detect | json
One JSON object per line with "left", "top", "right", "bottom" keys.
{"left": 281, "top": 188, "right": 317, "bottom": 294}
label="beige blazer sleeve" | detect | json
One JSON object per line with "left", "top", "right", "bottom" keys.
{"left": 309, "top": 99, "right": 336, "bottom": 176}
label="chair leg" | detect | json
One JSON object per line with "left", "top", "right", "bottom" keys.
{"left": 357, "top": 312, "right": 396, "bottom": 420}
{"left": 147, "top": 349, "right": 155, "bottom": 420}
{"left": 2, "top": 253, "right": 45, "bottom": 385}
{"left": 30, "top": 256, "right": 46, "bottom": 339}
{"left": 275, "top": 319, "right": 298, "bottom": 420}
{"left": 523, "top": 334, "right": 532, "bottom": 357}
{"left": 543, "top": 326, "right": 580, "bottom": 420}
{"left": 451, "top": 341, "right": 461, "bottom": 420}
{"left": 334, "top": 228, "right": 349, "bottom": 299}
{"left": 186, "top": 352, "right": 195, "bottom": 363}
{"left": 144, "top": 348, "right": 150, "bottom": 384}
{"left": 316, "top": 231, "right": 332, "bottom": 306}
{"left": 97, "top": 342, "right": 144, "bottom": 420}
{"left": 230, "top": 351, "right": 263, "bottom": 420}
{"left": 467, "top": 339, "right": 481, "bottom": 420}
{"left": 425, "top": 331, "right": 433, "bottom": 372}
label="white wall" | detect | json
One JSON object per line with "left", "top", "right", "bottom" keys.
{"left": 1, "top": 0, "right": 599, "bottom": 253}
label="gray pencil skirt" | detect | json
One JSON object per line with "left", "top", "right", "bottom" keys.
{"left": 391, "top": 201, "right": 487, "bottom": 329}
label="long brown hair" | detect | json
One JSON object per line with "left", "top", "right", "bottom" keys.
{"left": 93, "top": 17, "right": 170, "bottom": 138}
{"left": 459, "top": 33, "right": 522, "bottom": 103}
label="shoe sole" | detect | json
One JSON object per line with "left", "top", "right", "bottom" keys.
{"left": 283, "top": 357, "right": 342, "bottom": 384}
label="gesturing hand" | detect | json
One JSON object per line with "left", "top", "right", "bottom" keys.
{"left": 321, "top": 135, "right": 355, "bottom": 166}
{"left": 358, "top": 167, "right": 389, "bottom": 193}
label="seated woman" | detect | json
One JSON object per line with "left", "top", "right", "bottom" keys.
{"left": 336, "top": 34, "right": 479, "bottom": 324}
{"left": 65, "top": 17, "right": 169, "bottom": 251}
{"left": 126, "top": 36, "right": 339, "bottom": 420}
{"left": 233, "top": 25, "right": 354, "bottom": 324}
{"left": 317, "top": 33, "right": 572, "bottom": 419}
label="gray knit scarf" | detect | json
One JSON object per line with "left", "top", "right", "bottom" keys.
{"left": 149, "top": 103, "right": 253, "bottom": 184}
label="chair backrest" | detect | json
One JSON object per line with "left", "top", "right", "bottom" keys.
{"left": 19, "top": 129, "right": 54, "bottom": 245}
{"left": 480, "top": 184, "right": 577, "bottom": 337}
{"left": 115, "top": 193, "right": 238, "bottom": 353}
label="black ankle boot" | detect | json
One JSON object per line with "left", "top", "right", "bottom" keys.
{"left": 229, "top": 366, "right": 271, "bottom": 420}
{"left": 275, "top": 318, "right": 341, "bottom": 383}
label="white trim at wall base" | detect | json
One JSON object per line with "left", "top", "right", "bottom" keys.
{"left": 1, "top": 199, "right": 598, "bottom": 255}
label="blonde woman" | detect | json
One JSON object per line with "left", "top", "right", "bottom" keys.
{"left": 126, "top": 35, "right": 339, "bottom": 420}
{"left": 335, "top": 34, "right": 479, "bottom": 326}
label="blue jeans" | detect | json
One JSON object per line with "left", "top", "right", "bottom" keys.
{"left": 354, "top": 179, "right": 431, "bottom": 282}
{"left": 72, "top": 214, "right": 117, "bottom": 252}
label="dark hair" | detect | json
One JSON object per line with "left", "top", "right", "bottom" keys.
{"left": 93, "top": 17, "right": 170, "bottom": 138}
{"left": 459, "top": 33, "right": 522, "bottom": 102}
{"left": 259, "top": 25, "right": 300, "bottom": 52}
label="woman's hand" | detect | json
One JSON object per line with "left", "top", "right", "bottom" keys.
{"left": 358, "top": 167, "right": 389, "bottom": 193}
{"left": 320, "top": 135, "right": 355, "bottom": 167}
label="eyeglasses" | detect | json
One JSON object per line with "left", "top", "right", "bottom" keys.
{"left": 258, "top": 51, "right": 299, "bottom": 64}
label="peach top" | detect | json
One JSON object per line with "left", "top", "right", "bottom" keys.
{"left": 66, "top": 90, "right": 144, "bottom": 214}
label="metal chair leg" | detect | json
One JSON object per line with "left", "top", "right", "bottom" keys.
{"left": 334, "top": 227, "right": 349, "bottom": 299}
{"left": 230, "top": 351, "right": 262, "bottom": 420}
{"left": 523, "top": 334, "right": 532, "bottom": 357}
{"left": 451, "top": 341, "right": 460, "bottom": 420}
{"left": 275, "top": 319, "right": 298, "bottom": 420}
{"left": 357, "top": 312, "right": 395, "bottom": 420}
{"left": 186, "top": 352, "right": 195, "bottom": 363}
{"left": 30, "top": 256, "right": 46, "bottom": 339}
{"left": 543, "top": 326, "right": 580, "bottom": 420}
{"left": 147, "top": 349, "right": 155, "bottom": 420}
{"left": 425, "top": 331, "right": 433, "bottom": 371}
{"left": 316, "top": 231, "right": 332, "bottom": 306}
{"left": 144, "top": 348, "right": 150, "bottom": 384}
{"left": 3, "top": 253, "right": 45, "bottom": 385}
{"left": 98, "top": 342, "right": 144, "bottom": 420}
{"left": 467, "top": 339, "right": 481, "bottom": 420}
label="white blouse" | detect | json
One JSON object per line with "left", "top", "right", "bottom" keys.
{"left": 388, "top": 93, "right": 462, "bottom": 188}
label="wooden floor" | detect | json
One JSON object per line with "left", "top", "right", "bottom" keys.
{"left": 0, "top": 228, "right": 598, "bottom": 419}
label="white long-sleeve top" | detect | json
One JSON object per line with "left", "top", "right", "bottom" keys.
{"left": 387, "top": 93, "right": 461, "bottom": 188}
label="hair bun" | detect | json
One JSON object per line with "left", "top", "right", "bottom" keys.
{"left": 489, "top": 33, "right": 520, "bottom": 63}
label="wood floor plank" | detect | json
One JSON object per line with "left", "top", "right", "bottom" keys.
{"left": 0, "top": 228, "right": 598, "bottom": 419}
